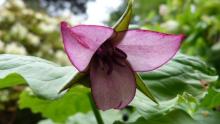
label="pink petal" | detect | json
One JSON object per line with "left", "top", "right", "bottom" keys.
{"left": 116, "top": 30, "right": 184, "bottom": 71}
{"left": 90, "top": 59, "right": 136, "bottom": 110}
{"left": 60, "top": 21, "right": 114, "bottom": 71}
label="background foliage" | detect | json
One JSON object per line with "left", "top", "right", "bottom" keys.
{"left": 0, "top": 0, "right": 220, "bottom": 124}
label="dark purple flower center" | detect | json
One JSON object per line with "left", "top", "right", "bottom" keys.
{"left": 93, "top": 41, "right": 127, "bottom": 75}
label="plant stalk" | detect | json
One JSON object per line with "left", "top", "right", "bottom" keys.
{"left": 88, "top": 93, "right": 104, "bottom": 124}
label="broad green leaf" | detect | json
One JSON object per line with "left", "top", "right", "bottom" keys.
{"left": 201, "top": 87, "right": 220, "bottom": 108}
{"left": 193, "top": 110, "right": 220, "bottom": 124}
{"left": 139, "top": 53, "right": 218, "bottom": 100}
{"left": 0, "top": 73, "right": 25, "bottom": 88}
{"left": 129, "top": 53, "right": 218, "bottom": 122}
{"left": 134, "top": 53, "right": 217, "bottom": 106}
{"left": 0, "top": 54, "right": 78, "bottom": 99}
{"left": 114, "top": 110, "right": 196, "bottom": 124}
{"left": 44, "top": 109, "right": 220, "bottom": 124}
{"left": 38, "top": 110, "right": 124, "bottom": 124}
{"left": 131, "top": 91, "right": 192, "bottom": 119}
{"left": 66, "top": 110, "right": 123, "bottom": 124}
{"left": 130, "top": 91, "right": 220, "bottom": 124}
{"left": 113, "top": 0, "right": 134, "bottom": 31}
{"left": 115, "top": 91, "right": 220, "bottom": 124}
{"left": 19, "top": 86, "right": 91, "bottom": 122}
{"left": 114, "top": 109, "right": 220, "bottom": 124}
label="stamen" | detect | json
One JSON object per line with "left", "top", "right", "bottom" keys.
{"left": 113, "top": 48, "right": 127, "bottom": 59}
{"left": 106, "top": 60, "right": 113, "bottom": 75}
{"left": 113, "top": 57, "right": 127, "bottom": 67}
{"left": 98, "top": 58, "right": 105, "bottom": 71}
{"left": 102, "top": 57, "right": 113, "bottom": 75}
{"left": 95, "top": 42, "right": 127, "bottom": 75}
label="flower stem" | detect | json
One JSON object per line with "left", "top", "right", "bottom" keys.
{"left": 88, "top": 93, "right": 104, "bottom": 124}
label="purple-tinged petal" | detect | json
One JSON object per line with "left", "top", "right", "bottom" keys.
{"left": 60, "top": 21, "right": 114, "bottom": 71}
{"left": 116, "top": 30, "right": 185, "bottom": 72}
{"left": 90, "top": 59, "right": 136, "bottom": 111}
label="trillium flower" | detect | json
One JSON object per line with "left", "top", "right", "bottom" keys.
{"left": 60, "top": 21, "right": 184, "bottom": 110}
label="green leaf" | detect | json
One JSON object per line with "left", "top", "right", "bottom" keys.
{"left": 66, "top": 110, "right": 123, "bottom": 124}
{"left": 38, "top": 110, "right": 124, "bottom": 124}
{"left": 0, "top": 73, "right": 26, "bottom": 89}
{"left": 131, "top": 91, "right": 186, "bottom": 119}
{"left": 128, "top": 53, "right": 218, "bottom": 122}
{"left": 19, "top": 86, "right": 91, "bottom": 122}
{"left": 114, "top": 110, "right": 196, "bottom": 124}
{"left": 139, "top": 53, "right": 218, "bottom": 100}
{"left": 201, "top": 87, "right": 220, "bottom": 108}
{"left": 129, "top": 91, "right": 220, "bottom": 124}
{"left": 193, "top": 110, "right": 220, "bottom": 124}
{"left": 0, "top": 54, "right": 78, "bottom": 99}
{"left": 115, "top": 90, "right": 220, "bottom": 124}
{"left": 114, "top": 109, "right": 220, "bottom": 124}
{"left": 113, "top": 0, "right": 134, "bottom": 31}
{"left": 132, "top": 53, "right": 217, "bottom": 116}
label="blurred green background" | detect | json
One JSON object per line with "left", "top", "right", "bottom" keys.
{"left": 0, "top": 0, "right": 219, "bottom": 123}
